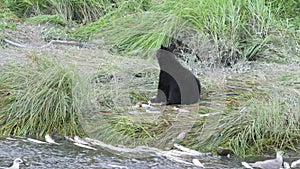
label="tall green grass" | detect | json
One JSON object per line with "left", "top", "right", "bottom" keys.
{"left": 0, "top": 55, "right": 89, "bottom": 137}
{"left": 2, "top": 0, "right": 111, "bottom": 22}
{"left": 267, "top": 0, "right": 300, "bottom": 27}
{"left": 2, "top": 0, "right": 151, "bottom": 22}
{"left": 231, "top": 92, "right": 299, "bottom": 156}
{"left": 189, "top": 89, "right": 300, "bottom": 157}
{"left": 2, "top": 0, "right": 298, "bottom": 63}
{"left": 97, "top": 12, "right": 186, "bottom": 56}
{"left": 96, "top": 0, "right": 292, "bottom": 64}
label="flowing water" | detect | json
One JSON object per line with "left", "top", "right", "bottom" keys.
{"left": 1, "top": 137, "right": 300, "bottom": 169}
{"left": 0, "top": 137, "right": 246, "bottom": 169}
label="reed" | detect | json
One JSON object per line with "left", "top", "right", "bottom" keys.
{"left": 0, "top": 55, "right": 89, "bottom": 137}
{"left": 186, "top": 88, "right": 300, "bottom": 157}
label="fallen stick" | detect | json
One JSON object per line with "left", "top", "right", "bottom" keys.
{"left": 83, "top": 137, "right": 208, "bottom": 166}
{"left": 2, "top": 37, "right": 88, "bottom": 49}
{"left": 199, "top": 112, "right": 222, "bottom": 117}
{"left": 227, "top": 85, "right": 253, "bottom": 91}
{"left": 3, "top": 38, "right": 28, "bottom": 48}
{"left": 173, "top": 143, "right": 208, "bottom": 156}
{"left": 73, "top": 142, "right": 97, "bottom": 150}
{"left": 40, "top": 40, "right": 86, "bottom": 48}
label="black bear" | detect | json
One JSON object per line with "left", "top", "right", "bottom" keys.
{"left": 150, "top": 45, "right": 201, "bottom": 105}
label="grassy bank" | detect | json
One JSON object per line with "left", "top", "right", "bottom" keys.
{"left": 1, "top": 51, "right": 298, "bottom": 157}
{"left": 0, "top": 0, "right": 299, "bottom": 157}
{"left": 185, "top": 77, "right": 300, "bottom": 156}
{"left": 81, "top": 54, "right": 300, "bottom": 157}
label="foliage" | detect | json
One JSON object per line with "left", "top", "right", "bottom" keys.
{"left": 2, "top": 0, "right": 151, "bottom": 23}
{"left": 267, "top": 0, "right": 300, "bottom": 25}
{"left": 69, "top": 15, "right": 111, "bottom": 40}
{"left": 110, "top": 116, "right": 154, "bottom": 139}
{"left": 42, "top": 26, "right": 72, "bottom": 41}
{"left": 225, "top": 91, "right": 299, "bottom": 157}
{"left": 0, "top": 4, "right": 18, "bottom": 20}
{"left": 95, "top": 0, "right": 299, "bottom": 64}
{"left": 2, "top": 0, "right": 298, "bottom": 63}
{"left": 0, "top": 3, "right": 18, "bottom": 32}
{"left": 0, "top": 55, "right": 89, "bottom": 137}
{"left": 97, "top": 12, "right": 186, "bottom": 56}
{"left": 25, "top": 14, "right": 66, "bottom": 25}
{"left": 184, "top": 83, "right": 300, "bottom": 157}
{"left": 70, "top": 0, "right": 152, "bottom": 40}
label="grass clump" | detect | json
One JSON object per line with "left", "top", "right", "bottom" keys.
{"left": 0, "top": 4, "right": 19, "bottom": 20}
{"left": 2, "top": 0, "right": 110, "bottom": 22}
{"left": 0, "top": 55, "right": 89, "bottom": 137}
{"left": 230, "top": 92, "right": 299, "bottom": 156}
{"left": 0, "top": 4, "right": 18, "bottom": 33}
{"left": 70, "top": 0, "right": 153, "bottom": 41}
{"left": 180, "top": 65, "right": 300, "bottom": 157}
{"left": 188, "top": 89, "right": 300, "bottom": 157}
{"left": 110, "top": 116, "right": 154, "bottom": 139}
{"left": 267, "top": 0, "right": 300, "bottom": 27}
{"left": 25, "top": 14, "right": 66, "bottom": 25}
{"left": 42, "top": 26, "right": 74, "bottom": 41}
{"left": 97, "top": 12, "right": 187, "bottom": 56}
{"left": 3, "top": 0, "right": 152, "bottom": 23}
{"left": 95, "top": 0, "right": 298, "bottom": 65}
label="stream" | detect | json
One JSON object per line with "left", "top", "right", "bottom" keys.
{"left": 1, "top": 137, "right": 299, "bottom": 169}
{"left": 0, "top": 137, "right": 244, "bottom": 169}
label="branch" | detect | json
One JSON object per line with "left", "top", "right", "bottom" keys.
{"left": 2, "top": 38, "right": 28, "bottom": 48}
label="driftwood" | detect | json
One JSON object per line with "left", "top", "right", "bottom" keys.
{"left": 40, "top": 40, "right": 87, "bottom": 48}
{"left": 2, "top": 38, "right": 89, "bottom": 49}
{"left": 81, "top": 137, "right": 208, "bottom": 167}
{"left": 226, "top": 85, "right": 253, "bottom": 91}
{"left": 14, "top": 134, "right": 209, "bottom": 167}
{"left": 3, "top": 38, "right": 28, "bottom": 48}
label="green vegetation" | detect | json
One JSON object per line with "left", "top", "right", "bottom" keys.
{"left": 83, "top": 52, "right": 300, "bottom": 156}
{"left": 2, "top": 0, "right": 298, "bottom": 62}
{"left": 0, "top": 0, "right": 299, "bottom": 157}
{"left": 26, "top": 15, "right": 66, "bottom": 25}
{"left": 0, "top": 5, "right": 17, "bottom": 33}
{"left": 96, "top": 0, "right": 299, "bottom": 64}
{"left": 1, "top": 0, "right": 151, "bottom": 22}
{"left": 185, "top": 89, "right": 300, "bottom": 157}
{"left": 0, "top": 55, "right": 89, "bottom": 137}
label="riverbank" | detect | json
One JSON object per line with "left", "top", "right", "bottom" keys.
{"left": 1, "top": 21, "right": 299, "bottom": 157}
{"left": 0, "top": 0, "right": 299, "bottom": 158}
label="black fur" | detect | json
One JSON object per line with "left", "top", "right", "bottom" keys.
{"left": 151, "top": 45, "right": 201, "bottom": 105}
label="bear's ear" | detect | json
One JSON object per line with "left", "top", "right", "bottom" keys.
{"left": 169, "top": 43, "right": 176, "bottom": 52}
{"left": 160, "top": 44, "right": 175, "bottom": 52}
